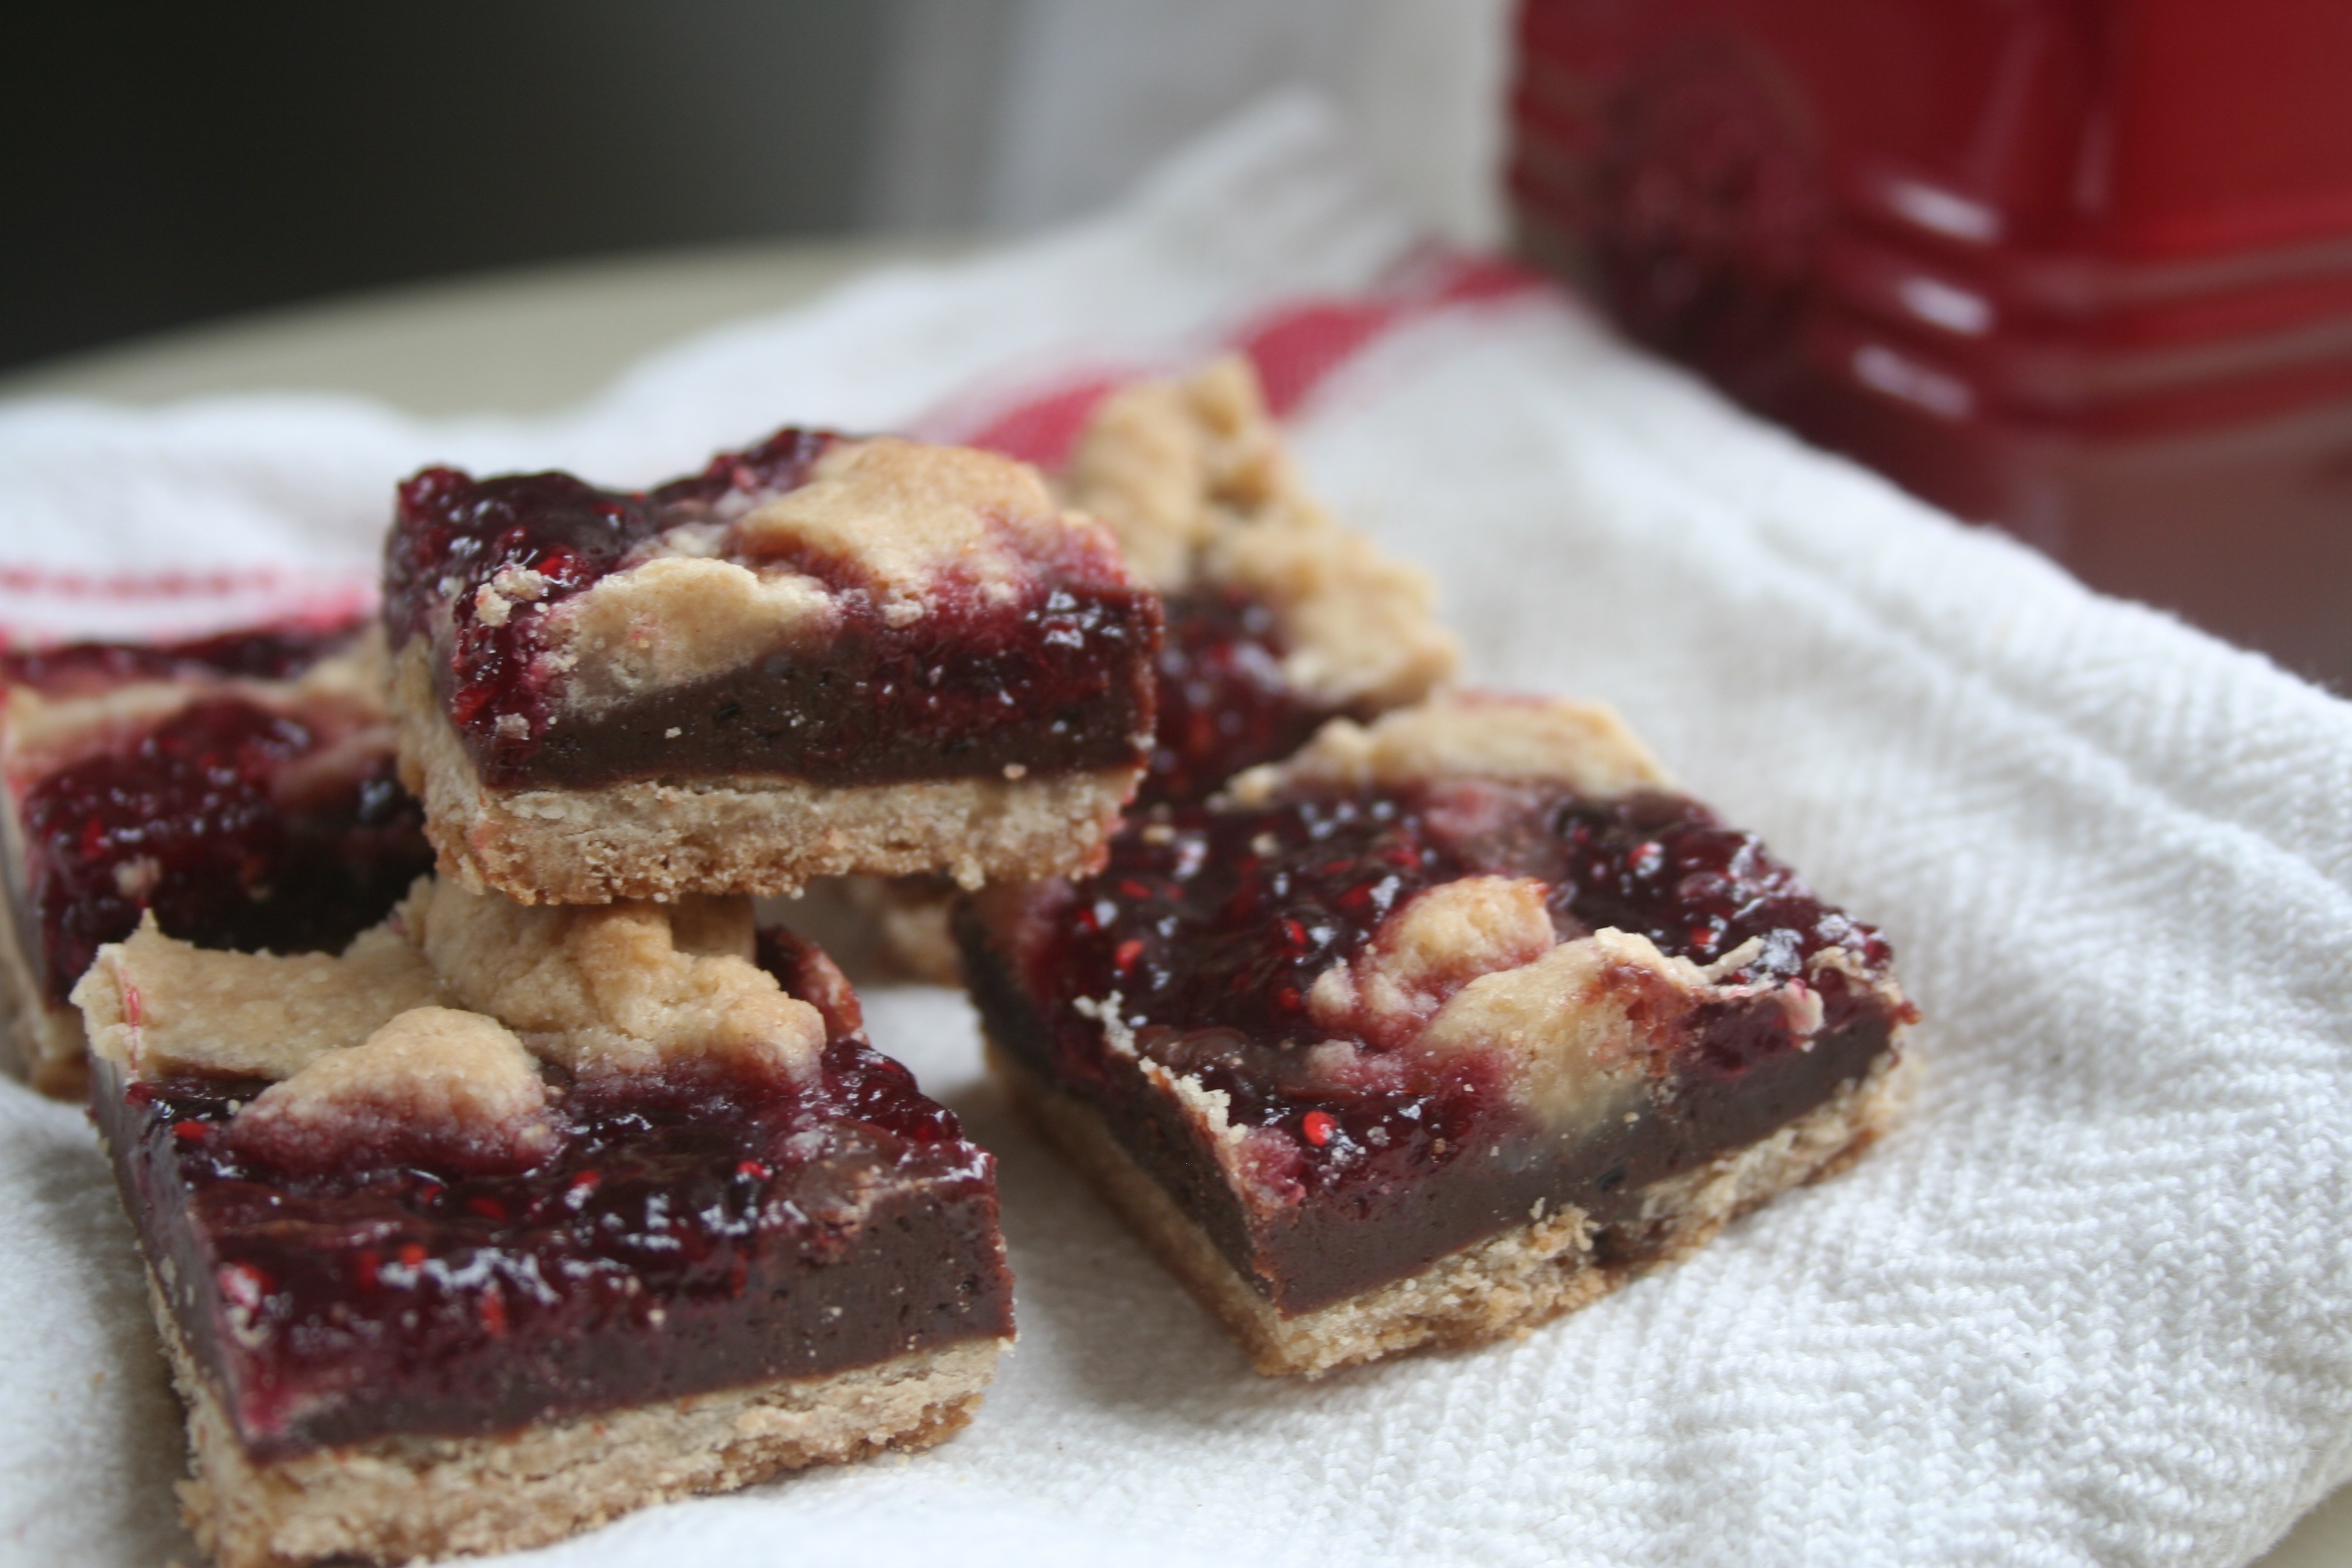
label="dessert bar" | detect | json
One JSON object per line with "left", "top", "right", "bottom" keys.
{"left": 75, "top": 881, "right": 1013, "bottom": 1567}
{"left": 958, "top": 693, "right": 1914, "bottom": 1375}
{"left": 384, "top": 429, "right": 1161, "bottom": 904}
{"left": 0, "top": 621, "right": 431, "bottom": 1097}
{"left": 1064, "top": 357, "right": 1458, "bottom": 804}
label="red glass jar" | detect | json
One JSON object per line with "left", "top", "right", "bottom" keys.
{"left": 1511, "top": 0, "right": 2352, "bottom": 690}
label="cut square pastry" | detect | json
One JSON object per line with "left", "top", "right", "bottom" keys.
{"left": 382, "top": 429, "right": 1162, "bottom": 904}
{"left": 957, "top": 693, "right": 1915, "bottom": 1377}
{"left": 0, "top": 621, "right": 431, "bottom": 1098}
{"left": 74, "top": 881, "right": 1013, "bottom": 1568}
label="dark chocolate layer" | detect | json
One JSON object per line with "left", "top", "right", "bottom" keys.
{"left": 510, "top": 585, "right": 1160, "bottom": 791}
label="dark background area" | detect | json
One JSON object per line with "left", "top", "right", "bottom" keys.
{"left": 1, "top": 3, "right": 896, "bottom": 373}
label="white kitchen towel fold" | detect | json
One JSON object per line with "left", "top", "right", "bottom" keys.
{"left": 1, "top": 94, "right": 2347, "bottom": 1568}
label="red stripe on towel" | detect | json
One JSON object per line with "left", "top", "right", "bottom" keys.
{"left": 933, "top": 251, "right": 1546, "bottom": 470}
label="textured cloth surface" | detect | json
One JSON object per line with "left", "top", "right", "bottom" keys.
{"left": 1, "top": 99, "right": 2347, "bottom": 1568}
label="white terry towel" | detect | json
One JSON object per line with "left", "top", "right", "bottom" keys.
{"left": 0, "top": 95, "right": 2345, "bottom": 1568}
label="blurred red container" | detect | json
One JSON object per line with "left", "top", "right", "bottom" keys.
{"left": 1509, "top": 0, "right": 2352, "bottom": 689}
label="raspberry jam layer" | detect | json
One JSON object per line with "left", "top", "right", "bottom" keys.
{"left": 14, "top": 698, "right": 432, "bottom": 1006}
{"left": 98, "top": 932, "right": 1010, "bottom": 1459}
{"left": 959, "top": 784, "right": 1909, "bottom": 1310}
{"left": 1141, "top": 589, "right": 1345, "bottom": 806}
{"left": 384, "top": 431, "right": 1160, "bottom": 791}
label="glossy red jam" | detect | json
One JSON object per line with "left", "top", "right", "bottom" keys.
{"left": 101, "top": 929, "right": 1008, "bottom": 1458}
{"left": 1546, "top": 792, "right": 1893, "bottom": 977}
{"left": 16, "top": 698, "right": 431, "bottom": 1004}
{"left": 1141, "top": 589, "right": 1344, "bottom": 806}
{"left": 383, "top": 431, "right": 1160, "bottom": 790}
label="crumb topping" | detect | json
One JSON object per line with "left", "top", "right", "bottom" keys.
{"left": 1307, "top": 876, "right": 1555, "bottom": 1044}
{"left": 734, "top": 438, "right": 1086, "bottom": 617}
{"left": 1204, "top": 521, "right": 1455, "bottom": 710}
{"left": 1420, "top": 931, "right": 1708, "bottom": 1128}
{"left": 1230, "top": 692, "right": 1670, "bottom": 804}
{"left": 1300, "top": 877, "right": 1801, "bottom": 1130}
{"left": 1064, "top": 357, "right": 1291, "bottom": 587}
{"left": 228, "top": 1007, "right": 558, "bottom": 1174}
{"left": 73, "top": 915, "right": 445, "bottom": 1081}
{"left": 76, "top": 873, "right": 823, "bottom": 1141}
{"left": 538, "top": 555, "right": 837, "bottom": 711}
{"left": 1064, "top": 357, "right": 1458, "bottom": 709}
{"left": 404, "top": 881, "right": 823, "bottom": 1080}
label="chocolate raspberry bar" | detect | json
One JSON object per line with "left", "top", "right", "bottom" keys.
{"left": 383, "top": 429, "right": 1160, "bottom": 904}
{"left": 958, "top": 693, "right": 1914, "bottom": 1376}
{"left": 1064, "top": 357, "right": 1458, "bottom": 804}
{"left": 74, "top": 882, "right": 1013, "bottom": 1568}
{"left": 0, "top": 621, "right": 431, "bottom": 1097}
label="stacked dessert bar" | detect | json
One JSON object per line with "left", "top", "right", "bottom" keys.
{"left": 76, "top": 889, "right": 1013, "bottom": 1565}
{"left": 5, "top": 360, "right": 1915, "bottom": 1565}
